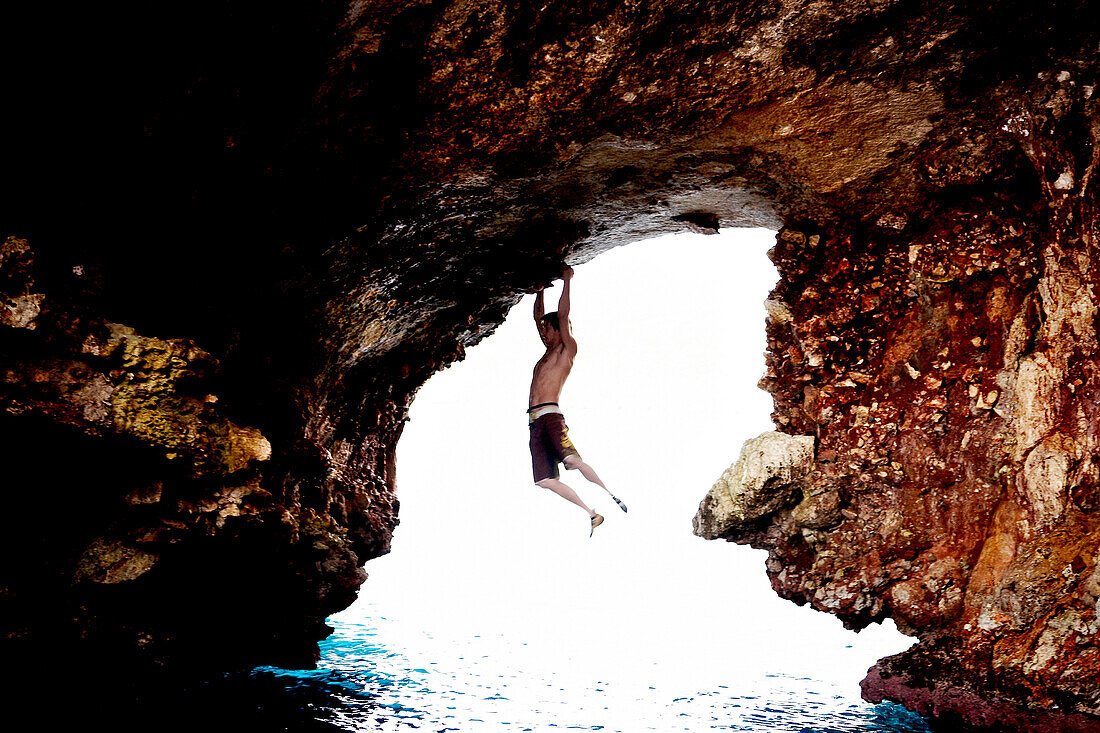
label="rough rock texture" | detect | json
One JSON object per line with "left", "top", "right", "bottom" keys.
{"left": 694, "top": 431, "right": 816, "bottom": 538}
{"left": 3, "top": 1, "right": 1100, "bottom": 727}
{"left": 694, "top": 69, "right": 1100, "bottom": 726}
{"left": 0, "top": 236, "right": 370, "bottom": 671}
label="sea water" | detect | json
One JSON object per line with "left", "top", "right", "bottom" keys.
{"left": 226, "top": 601, "right": 932, "bottom": 733}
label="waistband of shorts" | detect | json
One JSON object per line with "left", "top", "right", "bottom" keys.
{"left": 528, "top": 405, "right": 563, "bottom": 423}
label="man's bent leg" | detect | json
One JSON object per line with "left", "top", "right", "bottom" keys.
{"left": 536, "top": 478, "right": 596, "bottom": 517}
{"left": 563, "top": 454, "right": 609, "bottom": 491}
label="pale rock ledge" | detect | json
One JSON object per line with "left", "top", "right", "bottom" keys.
{"left": 693, "top": 431, "right": 816, "bottom": 541}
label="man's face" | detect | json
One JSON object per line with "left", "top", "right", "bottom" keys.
{"left": 542, "top": 324, "right": 562, "bottom": 346}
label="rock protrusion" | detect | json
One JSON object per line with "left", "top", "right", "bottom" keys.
{"left": 693, "top": 431, "right": 815, "bottom": 540}
{"left": 0, "top": 236, "right": 45, "bottom": 330}
{"left": 0, "top": 238, "right": 371, "bottom": 673}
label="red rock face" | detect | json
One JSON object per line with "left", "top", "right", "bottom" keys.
{"left": 1, "top": 1, "right": 1099, "bottom": 726}
{"left": 700, "top": 85, "right": 1100, "bottom": 727}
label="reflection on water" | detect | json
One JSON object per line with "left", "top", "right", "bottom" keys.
{"left": 85, "top": 607, "right": 932, "bottom": 732}
{"left": 224, "top": 613, "right": 932, "bottom": 733}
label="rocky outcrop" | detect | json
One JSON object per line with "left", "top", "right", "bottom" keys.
{"left": 694, "top": 431, "right": 816, "bottom": 539}
{"left": 2, "top": 1, "right": 1100, "bottom": 727}
{"left": 694, "top": 90, "right": 1100, "bottom": 727}
{"left": 0, "top": 236, "right": 373, "bottom": 671}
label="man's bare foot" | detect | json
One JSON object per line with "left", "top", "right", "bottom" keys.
{"left": 590, "top": 513, "right": 604, "bottom": 537}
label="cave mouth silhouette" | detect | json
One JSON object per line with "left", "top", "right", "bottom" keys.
{"left": 316, "top": 227, "right": 919, "bottom": 728}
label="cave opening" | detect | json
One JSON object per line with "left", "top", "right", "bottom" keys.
{"left": 311, "top": 229, "right": 925, "bottom": 730}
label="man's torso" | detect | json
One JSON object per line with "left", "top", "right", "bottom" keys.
{"left": 529, "top": 345, "right": 573, "bottom": 407}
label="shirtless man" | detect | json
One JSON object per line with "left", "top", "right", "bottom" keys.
{"left": 528, "top": 266, "right": 617, "bottom": 536}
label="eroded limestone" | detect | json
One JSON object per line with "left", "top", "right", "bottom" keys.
{"left": 693, "top": 431, "right": 815, "bottom": 540}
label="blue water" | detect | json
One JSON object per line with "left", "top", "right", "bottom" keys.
{"left": 207, "top": 612, "right": 935, "bottom": 733}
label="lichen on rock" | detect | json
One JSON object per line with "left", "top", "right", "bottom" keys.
{"left": 73, "top": 537, "right": 159, "bottom": 585}
{"left": 1, "top": 237, "right": 45, "bottom": 330}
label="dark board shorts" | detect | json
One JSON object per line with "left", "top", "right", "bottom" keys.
{"left": 529, "top": 412, "right": 581, "bottom": 483}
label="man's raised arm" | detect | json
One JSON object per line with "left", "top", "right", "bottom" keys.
{"left": 534, "top": 288, "right": 545, "bottom": 325}
{"left": 558, "top": 266, "right": 577, "bottom": 355}
{"left": 534, "top": 288, "right": 552, "bottom": 347}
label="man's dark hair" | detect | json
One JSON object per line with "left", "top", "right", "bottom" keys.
{"left": 541, "top": 312, "right": 560, "bottom": 331}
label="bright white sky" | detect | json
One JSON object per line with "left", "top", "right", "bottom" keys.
{"left": 336, "top": 227, "right": 912, "bottom": 697}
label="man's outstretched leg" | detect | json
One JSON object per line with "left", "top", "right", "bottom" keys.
{"left": 563, "top": 455, "right": 608, "bottom": 491}
{"left": 536, "top": 478, "right": 604, "bottom": 536}
{"left": 563, "top": 455, "right": 628, "bottom": 513}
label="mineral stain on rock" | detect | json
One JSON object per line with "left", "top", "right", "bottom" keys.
{"left": 2, "top": 1, "right": 1100, "bottom": 729}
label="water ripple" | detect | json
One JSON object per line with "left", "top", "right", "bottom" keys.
{"left": 219, "top": 615, "right": 936, "bottom": 733}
